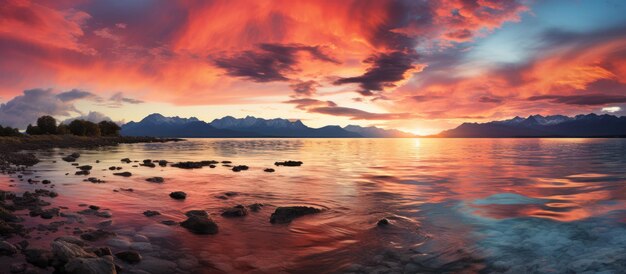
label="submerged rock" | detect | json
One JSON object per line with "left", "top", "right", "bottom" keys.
{"left": 143, "top": 210, "right": 160, "bottom": 217}
{"left": 231, "top": 165, "right": 249, "bottom": 172}
{"left": 62, "top": 156, "right": 77, "bottom": 162}
{"left": 274, "top": 161, "right": 303, "bottom": 167}
{"left": 185, "top": 210, "right": 208, "bottom": 218}
{"left": 221, "top": 205, "right": 248, "bottom": 218}
{"left": 180, "top": 216, "right": 218, "bottom": 235}
{"left": 146, "top": 177, "right": 164, "bottom": 183}
{"left": 115, "top": 250, "right": 142, "bottom": 264}
{"left": 263, "top": 168, "right": 275, "bottom": 173}
{"left": 161, "top": 220, "right": 177, "bottom": 226}
{"left": 248, "top": 203, "right": 264, "bottom": 212}
{"left": 77, "top": 165, "right": 93, "bottom": 171}
{"left": 140, "top": 162, "right": 156, "bottom": 168}
{"left": 377, "top": 218, "right": 390, "bottom": 226}
{"left": 270, "top": 206, "right": 321, "bottom": 224}
{"left": 169, "top": 191, "right": 186, "bottom": 200}
{"left": 113, "top": 172, "right": 132, "bottom": 177}
{"left": 80, "top": 229, "right": 116, "bottom": 242}
{"left": 75, "top": 170, "right": 90, "bottom": 176}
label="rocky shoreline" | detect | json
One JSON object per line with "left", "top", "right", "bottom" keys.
{"left": 0, "top": 139, "right": 325, "bottom": 273}
{"left": 0, "top": 135, "right": 181, "bottom": 168}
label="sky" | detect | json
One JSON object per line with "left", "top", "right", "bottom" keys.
{"left": 1, "top": 0, "right": 626, "bottom": 135}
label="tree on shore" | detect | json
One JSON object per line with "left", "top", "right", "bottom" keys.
{"left": 0, "top": 125, "right": 21, "bottom": 136}
{"left": 98, "top": 121, "right": 121, "bottom": 136}
{"left": 84, "top": 121, "right": 101, "bottom": 136}
{"left": 23, "top": 116, "right": 121, "bottom": 137}
{"left": 57, "top": 124, "right": 70, "bottom": 135}
{"left": 37, "top": 115, "right": 57, "bottom": 134}
{"left": 68, "top": 119, "right": 103, "bottom": 136}
{"left": 26, "top": 124, "right": 42, "bottom": 135}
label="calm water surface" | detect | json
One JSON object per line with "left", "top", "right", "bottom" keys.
{"left": 2, "top": 138, "right": 626, "bottom": 273}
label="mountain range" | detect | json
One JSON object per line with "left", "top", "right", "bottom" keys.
{"left": 120, "top": 114, "right": 415, "bottom": 138}
{"left": 437, "top": 114, "right": 626, "bottom": 137}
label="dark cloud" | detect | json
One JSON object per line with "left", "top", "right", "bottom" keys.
{"left": 283, "top": 98, "right": 336, "bottom": 110}
{"left": 0, "top": 88, "right": 80, "bottom": 129}
{"left": 334, "top": 51, "right": 418, "bottom": 95}
{"left": 411, "top": 95, "right": 444, "bottom": 102}
{"left": 213, "top": 43, "right": 339, "bottom": 82}
{"left": 527, "top": 94, "right": 626, "bottom": 106}
{"left": 479, "top": 96, "right": 503, "bottom": 103}
{"left": 284, "top": 98, "right": 414, "bottom": 120}
{"left": 444, "top": 29, "right": 473, "bottom": 42}
{"left": 309, "top": 106, "right": 415, "bottom": 120}
{"left": 289, "top": 80, "right": 319, "bottom": 97}
{"left": 56, "top": 89, "right": 100, "bottom": 102}
{"left": 109, "top": 92, "right": 144, "bottom": 106}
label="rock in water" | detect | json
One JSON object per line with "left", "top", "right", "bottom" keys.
{"left": 51, "top": 240, "right": 95, "bottom": 263}
{"left": 274, "top": 161, "right": 303, "bottom": 167}
{"left": 185, "top": 210, "right": 208, "bottom": 218}
{"left": 231, "top": 165, "right": 249, "bottom": 172}
{"left": 377, "top": 218, "right": 390, "bottom": 226}
{"left": 180, "top": 216, "right": 218, "bottom": 235}
{"left": 270, "top": 206, "right": 321, "bottom": 224}
{"left": 113, "top": 172, "right": 132, "bottom": 177}
{"left": 221, "top": 205, "right": 248, "bottom": 217}
{"left": 77, "top": 165, "right": 93, "bottom": 171}
{"left": 263, "top": 168, "right": 275, "bottom": 172}
{"left": 64, "top": 255, "right": 116, "bottom": 274}
{"left": 115, "top": 251, "right": 142, "bottom": 264}
{"left": 143, "top": 210, "right": 160, "bottom": 217}
{"left": 169, "top": 191, "right": 186, "bottom": 200}
{"left": 146, "top": 177, "right": 164, "bottom": 183}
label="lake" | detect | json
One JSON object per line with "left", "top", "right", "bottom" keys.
{"left": 2, "top": 138, "right": 626, "bottom": 273}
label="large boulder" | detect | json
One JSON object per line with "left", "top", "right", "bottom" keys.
{"left": 64, "top": 255, "right": 117, "bottom": 274}
{"left": 180, "top": 216, "right": 218, "bottom": 235}
{"left": 269, "top": 206, "right": 321, "bottom": 224}
{"left": 51, "top": 240, "right": 95, "bottom": 263}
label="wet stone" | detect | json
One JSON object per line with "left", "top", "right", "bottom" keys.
{"left": 115, "top": 250, "right": 141, "bottom": 264}
{"left": 270, "top": 206, "right": 322, "bottom": 224}
{"left": 113, "top": 172, "right": 132, "bottom": 177}
{"left": 180, "top": 216, "right": 218, "bottom": 235}
{"left": 146, "top": 177, "right": 164, "bottom": 183}
{"left": 143, "top": 210, "right": 161, "bottom": 217}
{"left": 221, "top": 205, "right": 248, "bottom": 218}
{"left": 274, "top": 160, "right": 303, "bottom": 167}
{"left": 185, "top": 210, "right": 208, "bottom": 218}
{"left": 169, "top": 191, "right": 186, "bottom": 200}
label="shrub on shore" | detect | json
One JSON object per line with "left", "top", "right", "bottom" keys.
{"left": 0, "top": 125, "right": 21, "bottom": 136}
